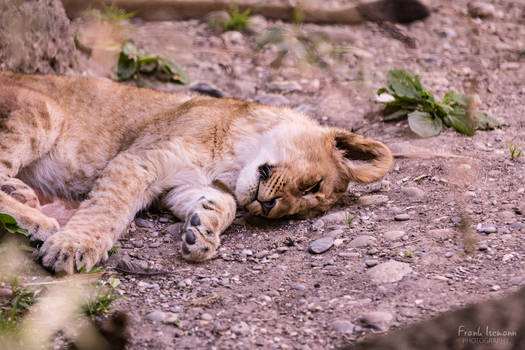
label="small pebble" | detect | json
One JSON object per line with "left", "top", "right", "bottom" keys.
{"left": 478, "top": 223, "right": 497, "bottom": 234}
{"left": 367, "top": 248, "right": 378, "bottom": 255}
{"left": 312, "top": 219, "right": 325, "bottom": 231}
{"left": 445, "top": 252, "right": 453, "bottom": 258}
{"left": 353, "top": 325, "right": 363, "bottom": 333}
{"left": 135, "top": 218, "right": 154, "bottom": 228}
{"left": 490, "top": 285, "right": 501, "bottom": 292}
{"left": 201, "top": 313, "right": 213, "bottom": 321}
{"left": 159, "top": 217, "right": 170, "bottom": 223}
{"left": 293, "top": 283, "right": 306, "bottom": 291}
{"left": 276, "top": 247, "right": 289, "bottom": 253}
{"left": 394, "top": 214, "right": 410, "bottom": 221}
{"left": 478, "top": 244, "right": 488, "bottom": 251}
{"left": 450, "top": 216, "right": 462, "bottom": 224}
{"left": 133, "top": 240, "right": 144, "bottom": 248}
{"left": 330, "top": 319, "right": 354, "bottom": 334}
{"left": 308, "top": 236, "right": 334, "bottom": 254}
{"left": 146, "top": 310, "right": 166, "bottom": 322}
{"left": 365, "top": 259, "right": 378, "bottom": 267}
{"left": 149, "top": 242, "right": 161, "bottom": 248}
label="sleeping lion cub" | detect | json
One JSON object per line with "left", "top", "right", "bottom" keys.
{"left": 0, "top": 72, "right": 392, "bottom": 274}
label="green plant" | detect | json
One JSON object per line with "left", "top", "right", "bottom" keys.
{"left": 82, "top": 278, "right": 121, "bottom": 317}
{"left": 117, "top": 40, "right": 189, "bottom": 84}
{"left": 0, "top": 213, "right": 28, "bottom": 237}
{"left": 345, "top": 209, "right": 356, "bottom": 229}
{"left": 377, "top": 69, "right": 503, "bottom": 137}
{"left": 404, "top": 252, "right": 415, "bottom": 258}
{"left": 84, "top": 4, "right": 135, "bottom": 23}
{"left": 213, "top": 6, "right": 252, "bottom": 31}
{"left": 509, "top": 142, "right": 522, "bottom": 160}
{"left": 108, "top": 246, "right": 119, "bottom": 256}
{"left": 0, "top": 280, "right": 35, "bottom": 332}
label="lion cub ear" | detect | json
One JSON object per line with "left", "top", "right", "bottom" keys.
{"left": 328, "top": 128, "right": 393, "bottom": 183}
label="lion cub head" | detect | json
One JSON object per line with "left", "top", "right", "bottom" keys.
{"left": 235, "top": 110, "right": 392, "bottom": 219}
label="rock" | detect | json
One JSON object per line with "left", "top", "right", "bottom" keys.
{"left": 267, "top": 81, "right": 302, "bottom": 92}
{"left": 135, "top": 218, "right": 154, "bottom": 228}
{"left": 383, "top": 230, "right": 405, "bottom": 241}
{"left": 477, "top": 223, "right": 497, "bottom": 234}
{"left": 159, "top": 217, "right": 170, "bottom": 223}
{"left": 146, "top": 310, "right": 166, "bottom": 322}
{"left": 308, "top": 236, "right": 334, "bottom": 254}
{"left": 394, "top": 214, "right": 410, "bottom": 221}
{"left": 163, "top": 312, "right": 179, "bottom": 324}
{"left": 349, "top": 235, "right": 377, "bottom": 248}
{"left": 248, "top": 15, "right": 267, "bottom": 32}
{"left": 358, "top": 195, "right": 389, "bottom": 206}
{"left": 468, "top": 2, "right": 495, "bottom": 18}
{"left": 502, "top": 253, "right": 514, "bottom": 263}
{"left": 190, "top": 82, "right": 226, "bottom": 98}
{"left": 439, "top": 27, "right": 457, "bottom": 38}
{"left": 515, "top": 205, "right": 524, "bottom": 215}
{"left": 231, "top": 321, "right": 251, "bottom": 336}
{"left": 450, "top": 216, "right": 462, "bottom": 224}
{"left": 293, "top": 283, "right": 306, "bottom": 291}
{"left": 0, "top": 288, "right": 12, "bottom": 298}
{"left": 509, "top": 277, "right": 523, "bottom": 286}
{"left": 326, "top": 229, "right": 344, "bottom": 239}
{"left": 445, "top": 252, "right": 453, "bottom": 258}
{"left": 367, "top": 261, "right": 412, "bottom": 284}
{"left": 490, "top": 285, "right": 501, "bottom": 292}
{"left": 312, "top": 219, "right": 325, "bottom": 231}
{"left": 365, "top": 259, "right": 378, "bottom": 267}
{"left": 330, "top": 319, "right": 354, "bottom": 334}
{"left": 276, "top": 247, "right": 289, "bottom": 253}
{"left": 321, "top": 210, "right": 347, "bottom": 224}
{"left": 205, "top": 10, "right": 231, "bottom": 24}
{"left": 353, "top": 325, "right": 363, "bottom": 333}
{"left": 359, "top": 311, "right": 393, "bottom": 331}
{"left": 201, "top": 313, "right": 213, "bottom": 321}
{"left": 400, "top": 187, "right": 425, "bottom": 200}
{"left": 256, "top": 93, "right": 290, "bottom": 107}
{"left": 132, "top": 240, "right": 144, "bottom": 248}
{"left": 221, "top": 30, "right": 244, "bottom": 45}
{"left": 241, "top": 249, "right": 253, "bottom": 256}
{"left": 367, "top": 248, "right": 378, "bottom": 255}
{"left": 149, "top": 242, "right": 161, "bottom": 248}
{"left": 165, "top": 223, "right": 183, "bottom": 237}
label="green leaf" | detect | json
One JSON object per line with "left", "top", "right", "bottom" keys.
{"left": 443, "top": 112, "right": 474, "bottom": 136}
{"left": 475, "top": 112, "right": 503, "bottom": 130}
{"left": 407, "top": 111, "right": 442, "bottom": 137}
{"left": 121, "top": 40, "right": 138, "bottom": 57}
{"left": 0, "top": 213, "right": 28, "bottom": 237}
{"left": 117, "top": 52, "right": 138, "bottom": 81}
{"left": 157, "top": 58, "right": 189, "bottom": 84}
{"left": 384, "top": 109, "right": 411, "bottom": 121}
{"left": 107, "top": 277, "right": 121, "bottom": 288}
{"left": 386, "top": 69, "right": 424, "bottom": 102}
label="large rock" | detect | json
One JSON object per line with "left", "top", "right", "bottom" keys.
{"left": 0, "top": 0, "right": 77, "bottom": 74}
{"left": 367, "top": 261, "right": 412, "bottom": 283}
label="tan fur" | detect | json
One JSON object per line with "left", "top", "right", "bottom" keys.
{"left": 0, "top": 72, "right": 392, "bottom": 273}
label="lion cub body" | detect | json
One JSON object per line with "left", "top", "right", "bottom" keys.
{"left": 0, "top": 72, "right": 392, "bottom": 273}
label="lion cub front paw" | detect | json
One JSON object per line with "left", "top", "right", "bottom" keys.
{"left": 181, "top": 213, "right": 219, "bottom": 262}
{"left": 39, "top": 231, "right": 111, "bottom": 274}
{"left": 1, "top": 178, "right": 40, "bottom": 209}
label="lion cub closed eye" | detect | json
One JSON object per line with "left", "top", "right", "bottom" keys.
{"left": 0, "top": 72, "right": 392, "bottom": 273}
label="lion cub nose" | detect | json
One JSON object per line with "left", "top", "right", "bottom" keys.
{"left": 184, "top": 230, "right": 196, "bottom": 245}
{"left": 258, "top": 198, "right": 276, "bottom": 216}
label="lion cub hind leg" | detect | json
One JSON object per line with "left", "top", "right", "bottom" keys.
{"left": 39, "top": 151, "right": 162, "bottom": 274}
{"left": 163, "top": 186, "right": 236, "bottom": 262}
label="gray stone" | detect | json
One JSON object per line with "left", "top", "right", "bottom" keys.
{"left": 163, "top": 312, "right": 179, "bottom": 324}
{"left": 256, "top": 93, "right": 290, "bottom": 107}
{"left": 358, "top": 195, "right": 389, "bottom": 206}
{"left": 201, "top": 313, "right": 213, "bottom": 321}
{"left": 490, "top": 285, "right": 501, "bottom": 292}
{"left": 308, "top": 236, "right": 334, "bottom": 254}
{"left": 445, "top": 252, "right": 453, "bottom": 258}
{"left": 367, "top": 261, "right": 412, "bottom": 284}
{"left": 330, "top": 319, "right": 354, "bottom": 334}
{"left": 439, "top": 27, "right": 457, "bottom": 38}
{"left": 321, "top": 210, "right": 347, "bottom": 224}
{"left": 326, "top": 229, "right": 344, "bottom": 239}
{"left": 400, "top": 186, "right": 425, "bottom": 200}
{"left": 276, "top": 246, "right": 289, "bottom": 253}
{"left": 349, "top": 235, "right": 377, "bottom": 248}
{"left": 149, "top": 242, "right": 161, "bottom": 248}
{"left": 359, "top": 311, "right": 393, "bottom": 330}
{"left": 241, "top": 249, "right": 253, "bottom": 256}
{"left": 367, "top": 248, "right": 378, "bottom": 255}
{"left": 0, "top": 288, "right": 12, "bottom": 298}
{"left": 478, "top": 223, "right": 497, "bottom": 234}
{"left": 353, "top": 325, "right": 363, "bottom": 333}
{"left": 383, "top": 230, "right": 405, "bottom": 241}
{"left": 312, "top": 219, "right": 325, "bottom": 231}
{"left": 146, "top": 310, "right": 166, "bottom": 322}
{"left": 135, "top": 218, "right": 154, "bottom": 228}
{"left": 159, "top": 217, "right": 170, "bottom": 223}
{"left": 164, "top": 223, "right": 183, "bottom": 237}
{"left": 365, "top": 259, "right": 378, "bottom": 267}
{"left": 293, "top": 283, "right": 306, "bottom": 291}
{"left": 132, "top": 240, "right": 144, "bottom": 248}
{"left": 394, "top": 214, "right": 410, "bottom": 221}
{"left": 509, "top": 277, "right": 523, "bottom": 286}
{"left": 267, "top": 81, "right": 302, "bottom": 92}
{"left": 468, "top": 2, "right": 495, "bottom": 18}
{"left": 478, "top": 244, "right": 488, "bottom": 251}
{"left": 231, "top": 321, "right": 251, "bottom": 336}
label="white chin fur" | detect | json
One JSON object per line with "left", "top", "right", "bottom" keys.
{"left": 234, "top": 163, "right": 259, "bottom": 206}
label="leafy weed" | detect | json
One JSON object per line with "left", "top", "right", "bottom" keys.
{"left": 509, "top": 142, "right": 522, "bottom": 160}
{"left": 82, "top": 278, "right": 121, "bottom": 317}
{"left": 377, "top": 69, "right": 503, "bottom": 137}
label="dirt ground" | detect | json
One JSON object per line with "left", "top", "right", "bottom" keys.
{"left": 71, "top": 1, "right": 525, "bottom": 349}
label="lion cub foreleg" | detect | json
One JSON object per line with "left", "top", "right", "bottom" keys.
{"left": 163, "top": 185, "right": 236, "bottom": 262}
{"left": 39, "top": 152, "right": 162, "bottom": 274}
